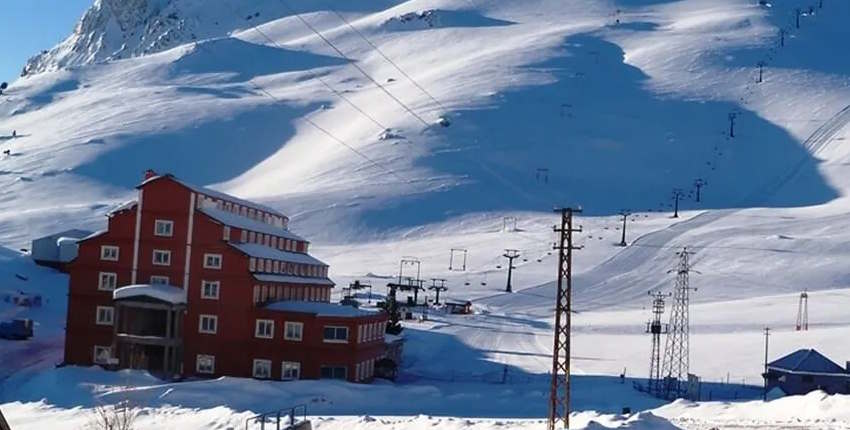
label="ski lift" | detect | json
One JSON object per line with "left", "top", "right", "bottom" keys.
{"left": 522, "top": 258, "right": 528, "bottom": 262}
{"left": 496, "top": 265, "right": 502, "bottom": 269}
{"left": 536, "top": 259, "right": 542, "bottom": 263}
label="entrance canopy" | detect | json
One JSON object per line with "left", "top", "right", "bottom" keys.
{"left": 113, "top": 284, "right": 186, "bottom": 305}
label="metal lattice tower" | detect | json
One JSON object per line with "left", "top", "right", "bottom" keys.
{"left": 647, "top": 290, "right": 669, "bottom": 397}
{"left": 796, "top": 291, "right": 809, "bottom": 331}
{"left": 548, "top": 207, "right": 582, "bottom": 430}
{"left": 661, "top": 248, "right": 697, "bottom": 399}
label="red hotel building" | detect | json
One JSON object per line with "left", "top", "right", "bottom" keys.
{"left": 64, "top": 172, "right": 388, "bottom": 382}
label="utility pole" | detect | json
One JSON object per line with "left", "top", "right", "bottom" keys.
{"left": 728, "top": 112, "right": 737, "bottom": 138}
{"left": 429, "top": 279, "right": 448, "bottom": 305}
{"left": 672, "top": 189, "right": 685, "bottom": 218}
{"left": 503, "top": 249, "right": 520, "bottom": 293}
{"left": 618, "top": 209, "right": 631, "bottom": 247}
{"left": 779, "top": 28, "right": 786, "bottom": 47}
{"left": 548, "top": 207, "right": 582, "bottom": 430}
{"left": 647, "top": 290, "right": 670, "bottom": 397}
{"left": 661, "top": 248, "right": 698, "bottom": 399}
{"left": 693, "top": 179, "right": 707, "bottom": 203}
{"left": 796, "top": 291, "right": 809, "bottom": 331}
{"left": 796, "top": 8, "right": 801, "bottom": 29}
{"left": 763, "top": 327, "right": 770, "bottom": 401}
{"left": 757, "top": 61, "right": 766, "bottom": 83}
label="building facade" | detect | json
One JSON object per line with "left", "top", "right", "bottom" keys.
{"left": 64, "top": 172, "right": 388, "bottom": 382}
{"left": 764, "top": 349, "right": 850, "bottom": 396}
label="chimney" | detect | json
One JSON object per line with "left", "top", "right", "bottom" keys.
{"left": 846, "top": 361, "right": 850, "bottom": 372}
{"left": 144, "top": 169, "right": 157, "bottom": 180}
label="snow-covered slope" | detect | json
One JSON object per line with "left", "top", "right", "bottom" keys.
{"left": 3, "top": 0, "right": 850, "bottom": 428}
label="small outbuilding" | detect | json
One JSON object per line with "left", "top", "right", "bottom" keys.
{"left": 30, "top": 229, "right": 93, "bottom": 271}
{"left": 764, "top": 349, "right": 850, "bottom": 396}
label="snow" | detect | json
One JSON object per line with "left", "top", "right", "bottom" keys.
{"left": 254, "top": 273, "right": 335, "bottom": 286}
{"left": 198, "top": 205, "right": 304, "bottom": 241}
{"left": 264, "top": 300, "right": 379, "bottom": 317}
{"left": 112, "top": 284, "right": 186, "bottom": 304}
{"left": 231, "top": 242, "right": 328, "bottom": 266}
{"left": 2, "top": 0, "right": 850, "bottom": 428}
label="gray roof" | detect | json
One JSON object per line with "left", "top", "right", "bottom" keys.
{"left": 139, "top": 174, "right": 285, "bottom": 218}
{"left": 264, "top": 300, "right": 380, "bottom": 317}
{"left": 33, "top": 229, "right": 93, "bottom": 241}
{"left": 229, "top": 243, "right": 328, "bottom": 266}
{"left": 253, "top": 273, "right": 335, "bottom": 286}
{"left": 198, "top": 206, "right": 304, "bottom": 241}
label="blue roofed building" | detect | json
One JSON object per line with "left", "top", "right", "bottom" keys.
{"left": 764, "top": 349, "right": 850, "bottom": 396}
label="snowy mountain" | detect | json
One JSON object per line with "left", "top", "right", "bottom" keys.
{"left": 22, "top": 0, "right": 389, "bottom": 76}
{"left": 3, "top": 0, "right": 850, "bottom": 428}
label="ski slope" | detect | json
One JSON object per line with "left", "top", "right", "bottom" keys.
{"left": 2, "top": 0, "right": 850, "bottom": 428}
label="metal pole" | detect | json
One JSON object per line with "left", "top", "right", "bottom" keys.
{"left": 763, "top": 327, "right": 770, "bottom": 401}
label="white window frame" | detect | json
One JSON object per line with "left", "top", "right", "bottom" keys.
{"left": 154, "top": 219, "right": 174, "bottom": 237}
{"left": 100, "top": 245, "right": 119, "bottom": 261}
{"left": 150, "top": 275, "right": 169, "bottom": 285}
{"left": 281, "top": 361, "right": 301, "bottom": 381}
{"left": 196, "top": 354, "right": 215, "bottom": 374}
{"left": 253, "top": 359, "right": 272, "bottom": 379}
{"left": 98, "top": 272, "right": 117, "bottom": 291}
{"left": 152, "top": 249, "right": 172, "bottom": 266}
{"left": 96, "top": 306, "right": 114, "bottom": 326}
{"left": 93, "top": 345, "right": 112, "bottom": 364}
{"left": 284, "top": 321, "right": 303, "bottom": 341}
{"left": 201, "top": 280, "right": 220, "bottom": 299}
{"left": 204, "top": 253, "right": 222, "bottom": 269}
{"left": 323, "top": 326, "right": 349, "bottom": 344}
{"left": 255, "top": 319, "right": 275, "bottom": 339}
{"left": 199, "top": 314, "right": 218, "bottom": 334}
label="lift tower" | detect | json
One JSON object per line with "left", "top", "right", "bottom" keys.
{"left": 661, "top": 248, "right": 697, "bottom": 399}
{"left": 647, "top": 290, "right": 670, "bottom": 397}
{"left": 548, "top": 207, "right": 582, "bottom": 430}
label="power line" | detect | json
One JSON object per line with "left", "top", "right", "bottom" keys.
{"left": 327, "top": 8, "right": 447, "bottom": 111}
{"left": 186, "top": 36, "right": 411, "bottom": 185}
{"left": 232, "top": 7, "right": 391, "bottom": 133}
{"left": 277, "top": 0, "right": 432, "bottom": 127}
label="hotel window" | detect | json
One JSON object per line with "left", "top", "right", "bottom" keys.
{"left": 100, "top": 245, "right": 119, "bottom": 261}
{"left": 284, "top": 322, "right": 303, "bottom": 341}
{"left": 249, "top": 231, "right": 256, "bottom": 243}
{"left": 152, "top": 249, "right": 171, "bottom": 266}
{"left": 154, "top": 219, "right": 174, "bottom": 237}
{"left": 202, "top": 280, "right": 220, "bottom": 299}
{"left": 253, "top": 359, "right": 272, "bottom": 379}
{"left": 323, "top": 326, "right": 349, "bottom": 343}
{"left": 255, "top": 319, "right": 274, "bottom": 339}
{"left": 271, "top": 236, "right": 278, "bottom": 249}
{"left": 273, "top": 261, "right": 280, "bottom": 273}
{"left": 93, "top": 346, "right": 112, "bottom": 364}
{"left": 320, "top": 365, "right": 347, "bottom": 380}
{"left": 95, "top": 306, "right": 114, "bottom": 326}
{"left": 196, "top": 354, "right": 215, "bottom": 374}
{"left": 240, "top": 229, "right": 248, "bottom": 242}
{"left": 204, "top": 253, "right": 222, "bottom": 269}
{"left": 282, "top": 361, "right": 301, "bottom": 381}
{"left": 98, "top": 272, "right": 117, "bottom": 291}
{"left": 150, "top": 275, "right": 169, "bottom": 285}
{"left": 223, "top": 226, "right": 231, "bottom": 241}
{"left": 199, "top": 314, "right": 218, "bottom": 334}
{"left": 257, "top": 259, "right": 265, "bottom": 272}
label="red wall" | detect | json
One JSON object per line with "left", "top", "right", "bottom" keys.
{"left": 65, "top": 175, "right": 388, "bottom": 382}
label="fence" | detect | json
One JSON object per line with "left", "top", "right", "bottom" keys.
{"left": 245, "top": 404, "right": 307, "bottom": 430}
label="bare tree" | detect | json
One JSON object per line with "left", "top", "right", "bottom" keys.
{"left": 88, "top": 400, "right": 138, "bottom": 430}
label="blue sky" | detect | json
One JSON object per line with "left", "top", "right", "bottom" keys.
{"left": 0, "top": 1, "right": 92, "bottom": 84}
